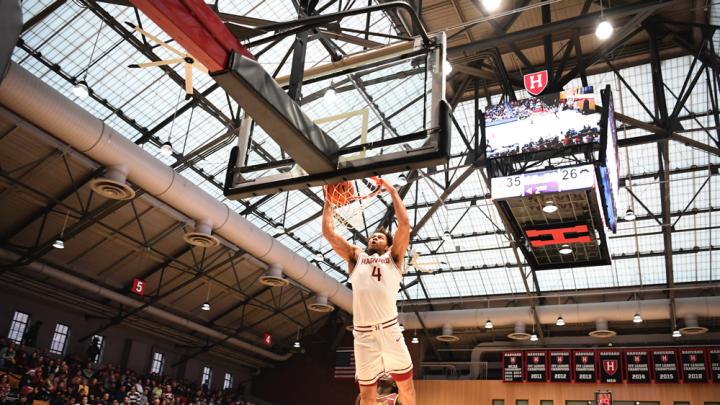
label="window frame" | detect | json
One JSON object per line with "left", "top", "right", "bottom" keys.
{"left": 48, "top": 323, "right": 70, "bottom": 355}
{"left": 90, "top": 334, "right": 105, "bottom": 363}
{"left": 202, "top": 366, "right": 213, "bottom": 388}
{"left": 7, "top": 311, "right": 30, "bottom": 344}
{"left": 150, "top": 351, "right": 165, "bottom": 374}
{"left": 223, "top": 372, "right": 233, "bottom": 389}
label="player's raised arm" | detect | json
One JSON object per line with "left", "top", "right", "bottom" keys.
{"left": 322, "top": 198, "right": 359, "bottom": 263}
{"left": 382, "top": 179, "right": 410, "bottom": 267}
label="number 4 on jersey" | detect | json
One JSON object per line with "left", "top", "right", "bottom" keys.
{"left": 371, "top": 266, "right": 382, "bottom": 281}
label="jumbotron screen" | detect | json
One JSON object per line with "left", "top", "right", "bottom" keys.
{"left": 598, "top": 86, "right": 619, "bottom": 233}
{"left": 484, "top": 86, "right": 600, "bottom": 159}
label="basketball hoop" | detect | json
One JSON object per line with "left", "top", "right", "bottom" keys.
{"left": 324, "top": 177, "right": 383, "bottom": 230}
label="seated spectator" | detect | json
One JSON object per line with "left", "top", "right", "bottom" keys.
{"left": 0, "top": 342, "right": 17, "bottom": 370}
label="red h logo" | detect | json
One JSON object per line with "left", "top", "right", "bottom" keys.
{"left": 526, "top": 225, "right": 592, "bottom": 247}
{"left": 524, "top": 70, "right": 549, "bottom": 96}
{"left": 603, "top": 360, "right": 618, "bottom": 375}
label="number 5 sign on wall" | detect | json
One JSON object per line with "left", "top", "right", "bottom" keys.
{"left": 131, "top": 278, "right": 145, "bottom": 296}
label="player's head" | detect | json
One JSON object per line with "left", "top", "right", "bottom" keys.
{"left": 367, "top": 227, "right": 393, "bottom": 254}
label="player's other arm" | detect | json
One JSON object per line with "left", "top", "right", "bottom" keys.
{"left": 322, "top": 199, "right": 359, "bottom": 264}
{"left": 382, "top": 179, "right": 410, "bottom": 269}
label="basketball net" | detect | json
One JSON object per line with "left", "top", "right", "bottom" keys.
{"left": 324, "top": 177, "right": 382, "bottom": 231}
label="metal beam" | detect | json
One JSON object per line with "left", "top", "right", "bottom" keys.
{"left": 648, "top": 24, "right": 677, "bottom": 331}
{"left": 449, "top": 1, "right": 671, "bottom": 57}
{"left": 22, "top": 0, "right": 67, "bottom": 33}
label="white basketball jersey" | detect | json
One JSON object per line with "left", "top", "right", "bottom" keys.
{"left": 350, "top": 250, "right": 403, "bottom": 325}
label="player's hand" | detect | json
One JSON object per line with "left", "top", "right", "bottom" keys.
{"left": 377, "top": 177, "right": 395, "bottom": 192}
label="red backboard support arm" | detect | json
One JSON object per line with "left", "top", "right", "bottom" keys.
{"left": 129, "top": 0, "right": 254, "bottom": 72}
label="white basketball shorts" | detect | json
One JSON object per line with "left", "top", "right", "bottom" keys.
{"left": 353, "top": 317, "right": 413, "bottom": 385}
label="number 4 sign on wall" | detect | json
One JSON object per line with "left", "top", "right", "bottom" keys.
{"left": 132, "top": 278, "right": 145, "bottom": 296}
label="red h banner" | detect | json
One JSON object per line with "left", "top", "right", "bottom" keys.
{"left": 524, "top": 70, "right": 549, "bottom": 96}
{"left": 526, "top": 225, "right": 592, "bottom": 247}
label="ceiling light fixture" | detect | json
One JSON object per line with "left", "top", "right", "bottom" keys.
{"left": 556, "top": 315, "right": 566, "bottom": 326}
{"left": 672, "top": 328, "right": 682, "bottom": 338}
{"left": 160, "top": 141, "right": 173, "bottom": 157}
{"left": 530, "top": 333, "right": 538, "bottom": 342}
{"left": 201, "top": 281, "right": 211, "bottom": 311}
{"left": 53, "top": 210, "right": 71, "bottom": 250}
{"left": 411, "top": 335, "right": 419, "bottom": 344}
{"left": 482, "top": 0, "right": 502, "bottom": 12}
{"left": 314, "top": 252, "right": 324, "bottom": 262}
{"left": 596, "top": 20, "right": 614, "bottom": 40}
{"left": 442, "top": 230, "right": 453, "bottom": 242}
{"left": 395, "top": 174, "right": 408, "bottom": 187}
{"left": 485, "top": 319, "right": 493, "bottom": 329}
{"left": 324, "top": 82, "right": 337, "bottom": 102}
{"left": 625, "top": 207, "right": 636, "bottom": 221}
{"left": 595, "top": 0, "right": 613, "bottom": 40}
{"left": 542, "top": 200, "right": 558, "bottom": 214}
{"left": 443, "top": 60, "right": 453, "bottom": 74}
{"left": 558, "top": 244, "right": 573, "bottom": 255}
{"left": 633, "top": 313, "right": 643, "bottom": 323}
{"left": 293, "top": 340, "right": 301, "bottom": 348}
{"left": 73, "top": 81, "right": 89, "bottom": 99}
{"left": 73, "top": 22, "right": 103, "bottom": 100}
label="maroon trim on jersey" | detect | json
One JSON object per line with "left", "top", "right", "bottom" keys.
{"left": 354, "top": 317, "right": 399, "bottom": 332}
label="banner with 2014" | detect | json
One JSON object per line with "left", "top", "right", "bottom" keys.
{"left": 502, "top": 348, "right": 719, "bottom": 383}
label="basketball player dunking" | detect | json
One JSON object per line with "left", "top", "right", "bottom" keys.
{"left": 323, "top": 178, "right": 416, "bottom": 405}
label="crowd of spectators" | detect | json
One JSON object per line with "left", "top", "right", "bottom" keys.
{"left": 0, "top": 338, "right": 260, "bottom": 405}
{"left": 485, "top": 98, "right": 555, "bottom": 124}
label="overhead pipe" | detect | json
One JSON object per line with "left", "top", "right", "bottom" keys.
{"left": 0, "top": 63, "right": 353, "bottom": 312}
{"left": 0, "top": 249, "right": 290, "bottom": 362}
{"left": 399, "top": 297, "right": 720, "bottom": 329}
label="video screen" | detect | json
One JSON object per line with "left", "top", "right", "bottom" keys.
{"left": 599, "top": 86, "right": 618, "bottom": 233}
{"left": 484, "top": 86, "right": 600, "bottom": 159}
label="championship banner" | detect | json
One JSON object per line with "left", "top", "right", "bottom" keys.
{"left": 680, "top": 349, "right": 708, "bottom": 383}
{"left": 526, "top": 351, "right": 547, "bottom": 382}
{"left": 625, "top": 350, "right": 650, "bottom": 383}
{"left": 503, "top": 352, "right": 524, "bottom": 382}
{"left": 653, "top": 350, "right": 679, "bottom": 383}
{"left": 574, "top": 351, "right": 596, "bottom": 382}
{"left": 710, "top": 348, "right": 720, "bottom": 383}
{"left": 550, "top": 351, "right": 572, "bottom": 382}
{"left": 599, "top": 351, "right": 622, "bottom": 383}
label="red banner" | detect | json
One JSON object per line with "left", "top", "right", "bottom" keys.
{"left": 502, "top": 348, "right": 719, "bottom": 384}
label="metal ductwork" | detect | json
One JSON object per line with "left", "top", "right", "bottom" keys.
{"left": 680, "top": 314, "right": 708, "bottom": 335}
{"left": 0, "top": 249, "right": 291, "bottom": 362}
{"left": 183, "top": 218, "right": 220, "bottom": 248}
{"left": 0, "top": 63, "right": 352, "bottom": 312}
{"left": 89, "top": 164, "right": 136, "bottom": 200}
{"left": 259, "top": 264, "right": 289, "bottom": 287}
{"left": 436, "top": 324, "right": 459, "bottom": 342}
{"left": 589, "top": 318, "right": 616, "bottom": 338}
{"left": 399, "top": 297, "right": 720, "bottom": 329}
{"left": 507, "top": 321, "right": 531, "bottom": 340}
{"left": 308, "top": 294, "right": 335, "bottom": 313}
{"left": 0, "top": 0, "right": 21, "bottom": 84}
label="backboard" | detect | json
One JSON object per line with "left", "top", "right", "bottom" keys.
{"left": 222, "top": 33, "right": 451, "bottom": 200}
